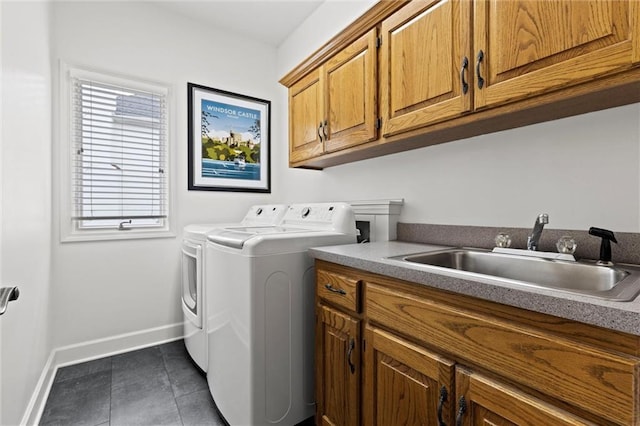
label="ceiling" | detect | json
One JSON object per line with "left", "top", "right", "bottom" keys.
{"left": 152, "top": 0, "right": 325, "bottom": 47}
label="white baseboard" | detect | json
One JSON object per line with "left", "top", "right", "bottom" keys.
{"left": 22, "top": 322, "right": 184, "bottom": 425}
{"left": 20, "top": 351, "right": 56, "bottom": 426}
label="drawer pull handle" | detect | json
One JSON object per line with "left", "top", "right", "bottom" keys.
{"left": 455, "top": 396, "right": 466, "bottom": 426}
{"left": 324, "top": 284, "right": 346, "bottom": 295}
{"left": 347, "top": 338, "right": 356, "bottom": 374}
{"left": 317, "top": 122, "right": 324, "bottom": 143}
{"left": 437, "top": 385, "right": 448, "bottom": 426}
{"left": 460, "top": 56, "right": 469, "bottom": 95}
{"left": 476, "top": 50, "right": 485, "bottom": 89}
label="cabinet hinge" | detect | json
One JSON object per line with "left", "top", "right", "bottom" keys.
{"left": 376, "top": 36, "right": 382, "bottom": 48}
{"left": 375, "top": 118, "right": 382, "bottom": 129}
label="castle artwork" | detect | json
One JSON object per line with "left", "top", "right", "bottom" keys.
{"left": 188, "top": 82, "right": 270, "bottom": 192}
{"left": 200, "top": 99, "right": 262, "bottom": 181}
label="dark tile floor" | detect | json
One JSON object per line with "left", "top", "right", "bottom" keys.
{"left": 40, "top": 340, "right": 225, "bottom": 426}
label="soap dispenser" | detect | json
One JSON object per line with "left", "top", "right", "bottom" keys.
{"left": 588, "top": 227, "right": 618, "bottom": 265}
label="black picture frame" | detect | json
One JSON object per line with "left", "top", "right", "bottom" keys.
{"left": 187, "top": 83, "right": 271, "bottom": 192}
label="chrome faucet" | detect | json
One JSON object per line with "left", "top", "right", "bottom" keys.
{"left": 527, "top": 213, "right": 549, "bottom": 251}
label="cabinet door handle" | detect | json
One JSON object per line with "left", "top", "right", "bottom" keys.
{"left": 322, "top": 120, "right": 328, "bottom": 139}
{"left": 455, "top": 396, "right": 466, "bottom": 426}
{"left": 317, "top": 122, "right": 323, "bottom": 142}
{"left": 437, "top": 385, "right": 448, "bottom": 426}
{"left": 476, "top": 50, "right": 485, "bottom": 89}
{"left": 324, "top": 283, "right": 346, "bottom": 295}
{"left": 347, "top": 338, "right": 356, "bottom": 374}
{"left": 0, "top": 286, "right": 19, "bottom": 316}
{"left": 460, "top": 56, "right": 469, "bottom": 95}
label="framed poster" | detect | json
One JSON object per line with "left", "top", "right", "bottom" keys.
{"left": 187, "top": 83, "right": 270, "bottom": 192}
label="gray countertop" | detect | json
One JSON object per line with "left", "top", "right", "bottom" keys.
{"left": 309, "top": 241, "right": 640, "bottom": 336}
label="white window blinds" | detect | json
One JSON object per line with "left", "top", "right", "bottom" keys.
{"left": 70, "top": 71, "right": 168, "bottom": 230}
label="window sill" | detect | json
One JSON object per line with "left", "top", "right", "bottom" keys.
{"left": 61, "top": 228, "right": 176, "bottom": 243}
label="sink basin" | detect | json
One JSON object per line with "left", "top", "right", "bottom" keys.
{"left": 389, "top": 248, "right": 640, "bottom": 301}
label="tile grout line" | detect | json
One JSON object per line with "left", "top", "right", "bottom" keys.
{"left": 160, "top": 347, "right": 186, "bottom": 426}
{"left": 108, "top": 356, "right": 113, "bottom": 426}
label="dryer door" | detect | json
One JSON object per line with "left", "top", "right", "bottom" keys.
{"left": 182, "top": 240, "right": 202, "bottom": 328}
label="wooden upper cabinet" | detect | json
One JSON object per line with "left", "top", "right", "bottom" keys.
{"left": 288, "top": 29, "right": 378, "bottom": 164}
{"left": 363, "top": 326, "right": 454, "bottom": 426}
{"left": 380, "top": 0, "right": 472, "bottom": 137}
{"left": 474, "top": 0, "right": 640, "bottom": 109}
{"left": 283, "top": 0, "right": 640, "bottom": 168}
{"left": 455, "top": 367, "right": 595, "bottom": 426}
{"left": 323, "top": 29, "right": 378, "bottom": 153}
{"left": 289, "top": 71, "right": 323, "bottom": 163}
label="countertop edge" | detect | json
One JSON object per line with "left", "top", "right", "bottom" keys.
{"left": 309, "top": 242, "right": 640, "bottom": 336}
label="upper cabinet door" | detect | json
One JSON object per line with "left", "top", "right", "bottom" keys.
{"left": 289, "top": 70, "right": 324, "bottom": 164}
{"left": 323, "top": 29, "right": 378, "bottom": 154}
{"left": 474, "top": 0, "right": 640, "bottom": 109}
{"left": 380, "top": 0, "right": 472, "bottom": 137}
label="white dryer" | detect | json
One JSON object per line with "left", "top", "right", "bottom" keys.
{"left": 205, "top": 202, "right": 357, "bottom": 425}
{"left": 181, "top": 204, "right": 287, "bottom": 371}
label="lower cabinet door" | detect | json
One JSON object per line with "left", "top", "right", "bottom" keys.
{"left": 316, "top": 304, "right": 360, "bottom": 426}
{"left": 363, "top": 326, "right": 455, "bottom": 426}
{"left": 454, "top": 367, "right": 596, "bottom": 426}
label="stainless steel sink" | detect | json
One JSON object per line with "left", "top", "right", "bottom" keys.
{"left": 388, "top": 248, "right": 640, "bottom": 301}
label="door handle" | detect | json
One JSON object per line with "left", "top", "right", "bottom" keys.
{"left": 0, "top": 286, "right": 20, "bottom": 316}
{"left": 460, "top": 56, "right": 469, "bottom": 95}
{"left": 347, "top": 338, "right": 356, "bottom": 374}
{"left": 437, "top": 385, "right": 448, "bottom": 426}
{"left": 476, "top": 50, "right": 485, "bottom": 89}
{"left": 455, "top": 396, "right": 467, "bottom": 426}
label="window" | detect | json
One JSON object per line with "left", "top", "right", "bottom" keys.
{"left": 60, "top": 64, "right": 172, "bottom": 241}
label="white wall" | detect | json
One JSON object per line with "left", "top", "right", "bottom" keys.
{"left": 1, "top": 2, "right": 53, "bottom": 424}
{"left": 276, "top": 0, "right": 640, "bottom": 233}
{"left": 50, "top": 1, "right": 282, "bottom": 348}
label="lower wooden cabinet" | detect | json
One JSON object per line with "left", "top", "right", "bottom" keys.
{"left": 315, "top": 260, "right": 640, "bottom": 426}
{"left": 362, "top": 326, "right": 593, "bottom": 426}
{"left": 455, "top": 367, "right": 593, "bottom": 426}
{"left": 316, "top": 304, "right": 360, "bottom": 426}
{"left": 363, "top": 326, "right": 454, "bottom": 426}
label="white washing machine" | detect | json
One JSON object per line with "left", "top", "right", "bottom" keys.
{"left": 205, "top": 202, "right": 357, "bottom": 426}
{"left": 181, "top": 204, "right": 288, "bottom": 371}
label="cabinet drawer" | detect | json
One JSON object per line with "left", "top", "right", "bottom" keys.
{"left": 316, "top": 269, "right": 361, "bottom": 313}
{"left": 366, "top": 283, "right": 640, "bottom": 425}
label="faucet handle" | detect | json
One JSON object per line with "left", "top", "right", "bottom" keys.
{"left": 556, "top": 236, "right": 577, "bottom": 254}
{"left": 588, "top": 227, "right": 617, "bottom": 264}
{"left": 494, "top": 233, "right": 512, "bottom": 248}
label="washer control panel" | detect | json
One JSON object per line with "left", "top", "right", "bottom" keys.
{"left": 242, "top": 204, "right": 288, "bottom": 225}
{"left": 281, "top": 203, "right": 355, "bottom": 233}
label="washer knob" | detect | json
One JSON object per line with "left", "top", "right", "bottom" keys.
{"left": 301, "top": 207, "right": 311, "bottom": 218}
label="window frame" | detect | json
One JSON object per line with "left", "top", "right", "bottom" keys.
{"left": 59, "top": 62, "right": 175, "bottom": 242}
